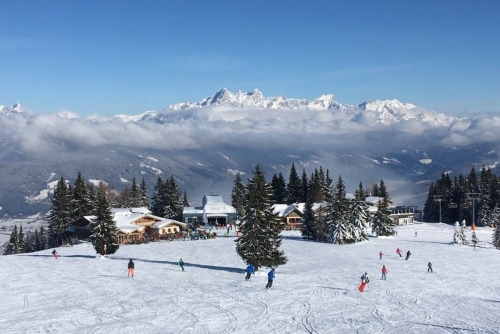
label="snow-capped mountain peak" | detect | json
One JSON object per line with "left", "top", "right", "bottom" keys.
{"left": 0, "top": 103, "right": 23, "bottom": 115}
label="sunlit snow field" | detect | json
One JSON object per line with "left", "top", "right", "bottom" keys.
{"left": 1, "top": 223, "right": 499, "bottom": 334}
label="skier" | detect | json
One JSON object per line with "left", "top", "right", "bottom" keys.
{"left": 427, "top": 261, "right": 433, "bottom": 273}
{"left": 265, "top": 268, "right": 275, "bottom": 289}
{"left": 472, "top": 231, "right": 478, "bottom": 251}
{"left": 52, "top": 249, "right": 58, "bottom": 259}
{"left": 245, "top": 264, "right": 255, "bottom": 280}
{"left": 396, "top": 248, "right": 402, "bottom": 257}
{"left": 359, "top": 272, "right": 369, "bottom": 292}
{"left": 178, "top": 258, "right": 185, "bottom": 271}
{"left": 128, "top": 259, "right": 134, "bottom": 277}
{"left": 381, "top": 266, "right": 387, "bottom": 280}
{"left": 405, "top": 250, "right": 411, "bottom": 260}
{"left": 415, "top": 231, "right": 418, "bottom": 237}
{"left": 379, "top": 251, "right": 384, "bottom": 260}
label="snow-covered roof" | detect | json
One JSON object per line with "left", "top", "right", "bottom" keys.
{"left": 365, "top": 196, "right": 382, "bottom": 205}
{"left": 272, "top": 204, "right": 300, "bottom": 217}
{"left": 153, "top": 218, "right": 187, "bottom": 229}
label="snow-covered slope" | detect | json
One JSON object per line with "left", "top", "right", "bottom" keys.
{"left": 1, "top": 223, "right": 498, "bottom": 333}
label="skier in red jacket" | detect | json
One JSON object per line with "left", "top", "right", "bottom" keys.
{"left": 396, "top": 248, "right": 402, "bottom": 257}
{"left": 381, "top": 266, "right": 387, "bottom": 280}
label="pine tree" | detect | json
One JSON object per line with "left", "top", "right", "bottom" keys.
{"left": 300, "top": 169, "right": 308, "bottom": 203}
{"left": 286, "top": 163, "right": 301, "bottom": 204}
{"left": 163, "top": 176, "right": 182, "bottom": 220}
{"left": 139, "top": 177, "right": 149, "bottom": 207}
{"left": 271, "top": 172, "right": 287, "bottom": 204}
{"left": 301, "top": 185, "right": 317, "bottom": 240}
{"left": 371, "top": 179, "right": 396, "bottom": 236}
{"left": 129, "top": 177, "right": 141, "bottom": 207}
{"left": 493, "top": 211, "right": 500, "bottom": 249}
{"left": 72, "top": 171, "right": 92, "bottom": 220}
{"left": 182, "top": 191, "right": 190, "bottom": 207}
{"left": 150, "top": 177, "right": 165, "bottom": 216}
{"left": 37, "top": 226, "right": 48, "bottom": 251}
{"left": 5, "top": 225, "right": 18, "bottom": 255}
{"left": 349, "top": 198, "right": 369, "bottom": 242}
{"left": 17, "top": 225, "right": 25, "bottom": 253}
{"left": 453, "top": 220, "right": 468, "bottom": 245}
{"left": 47, "top": 177, "right": 71, "bottom": 247}
{"left": 235, "top": 165, "right": 287, "bottom": 270}
{"left": 325, "top": 176, "right": 353, "bottom": 244}
{"left": 231, "top": 173, "right": 246, "bottom": 222}
{"left": 90, "top": 188, "right": 119, "bottom": 256}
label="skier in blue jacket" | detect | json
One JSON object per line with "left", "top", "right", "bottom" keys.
{"left": 265, "top": 268, "right": 275, "bottom": 289}
{"left": 245, "top": 264, "right": 255, "bottom": 280}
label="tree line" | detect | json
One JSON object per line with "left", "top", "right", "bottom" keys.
{"left": 232, "top": 163, "right": 396, "bottom": 265}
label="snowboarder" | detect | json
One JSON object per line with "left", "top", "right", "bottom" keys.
{"left": 245, "top": 264, "right": 255, "bottom": 280}
{"left": 427, "top": 261, "right": 433, "bottom": 273}
{"left": 178, "top": 258, "right": 184, "bottom": 271}
{"left": 265, "top": 268, "right": 275, "bottom": 289}
{"left": 405, "top": 250, "right": 411, "bottom": 260}
{"left": 396, "top": 248, "right": 402, "bottom": 257}
{"left": 379, "top": 251, "right": 384, "bottom": 260}
{"left": 381, "top": 266, "right": 387, "bottom": 280}
{"left": 359, "top": 272, "right": 369, "bottom": 291}
{"left": 128, "top": 259, "right": 134, "bottom": 277}
{"left": 52, "top": 249, "right": 58, "bottom": 259}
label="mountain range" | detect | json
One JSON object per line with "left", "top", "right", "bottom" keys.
{"left": 0, "top": 88, "right": 499, "bottom": 216}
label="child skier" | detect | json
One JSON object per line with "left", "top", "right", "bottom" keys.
{"left": 381, "top": 266, "right": 387, "bottom": 280}
{"left": 359, "top": 272, "right": 369, "bottom": 291}
{"left": 128, "top": 259, "right": 135, "bottom": 277}
{"left": 178, "top": 258, "right": 185, "bottom": 271}
{"left": 265, "top": 268, "right": 275, "bottom": 289}
{"left": 405, "top": 250, "right": 411, "bottom": 260}
{"left": 52, "top": 249, "right": 58, "bottom": 259}
{"left": 396, "top": 248, "right": 402, "bottom": 257}
{"left": 427, "top": 261, "right": 433, "bottom": 273}
{"left": 379, "top": 251, "right": 384, "bottom": 260}
{"left": 245, "top": 264, "right": 255, "bottom": 280}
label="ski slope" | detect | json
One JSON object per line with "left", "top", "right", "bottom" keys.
{"left": 1, "top": 223, "right": 499, "bottom": 333}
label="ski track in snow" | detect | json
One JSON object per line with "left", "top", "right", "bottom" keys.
{"left": 1, "top": 223, "right": 499, "bottom": 333}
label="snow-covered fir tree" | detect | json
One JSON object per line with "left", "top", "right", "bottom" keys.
{"left": 235, "top": 165, "right": 287, "bottom": 270}
{"left": 371, "top": 180, "right": 396, "bottom": 236}
{"left": 349, "top": 198, "right": 369, "bottom": 242}
{"left": 90, "top": 188, "right": 119, "bottom": 256}
{"left": 271, "top": 172, "right": 288, "bottom": 204}
{"left": 492, "top": 209, "right": 500, "bottom": 249}
{"left": 5, "top": 225, "right": 18, "bottom": 255}
{"left": 129, "top": 177, "right": 141, "bottom": 208}
{"left": 47, "top": 177, "right": 72, "bottom": 247}
{"left": 453, "top": 220, "right": 468, "bottom": 245}
{"left": 325, "top": 176, "right": 352, "bottom": 244}
{"left": 182, "top": 191, "right": 190, "bottom": 207}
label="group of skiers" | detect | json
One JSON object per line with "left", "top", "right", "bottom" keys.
{"left": 245, "top": 264, "right": 276, "bottom": 289}
{"left": 359, "top": 244, "right": 433, "bottom": 292}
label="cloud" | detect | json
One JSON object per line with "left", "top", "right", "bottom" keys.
{"left": 2, "top": 106, "right": 500, "bottom": 158}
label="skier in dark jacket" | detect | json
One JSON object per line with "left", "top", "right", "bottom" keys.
{"left": 265, "top": 268, "right": 275, "bottom": 289}
{"left": 52, "top": 249, "right": 58, "bottom": 259}
{"left": 245, "top": 264, "right": 255, "bottom": 280}
{"left": 178, "top": 258, "right": 185, "bottom": 271}
{"left": 128, "top": 259, "right": 134, "bottom": 277}
{"left": 405, "top": 250, "right": 411, "bottom": 260}
{"left": 427, "top": 261, "right": 433, "bottom": 273}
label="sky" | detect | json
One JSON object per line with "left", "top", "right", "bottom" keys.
{"left": 1, "top": 222, "right": 499, "bottom": 333}
{"left": 1, "top": 1, "right": 499, "bottom": 117}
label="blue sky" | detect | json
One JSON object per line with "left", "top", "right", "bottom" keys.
{"left": 1, "top": 0, "right": 499, "bottom": 116}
